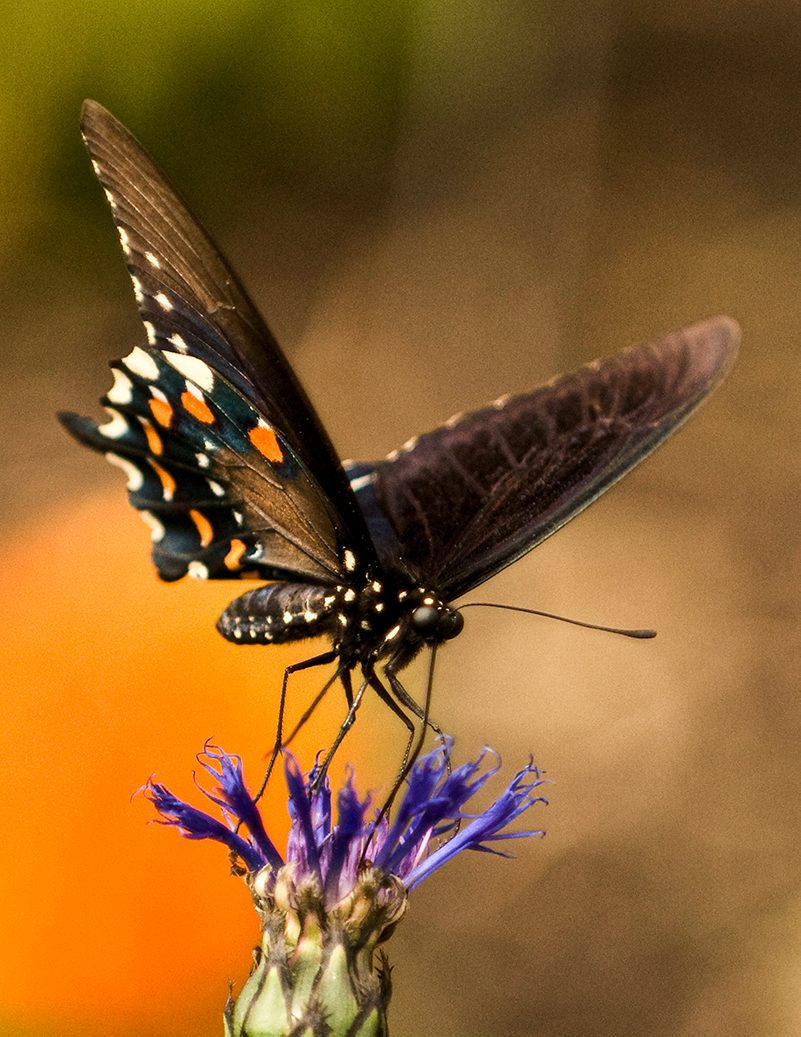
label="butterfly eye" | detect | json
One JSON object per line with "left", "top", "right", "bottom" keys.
{"left": 410, "top": 605, "right": 440, "bottom": 638}
{"left": 409, "top": 604, "right": 464, "bottom": 642}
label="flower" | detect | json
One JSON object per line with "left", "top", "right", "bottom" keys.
{"left": 145, "top": 741, "right": 548, "bottom": 1037}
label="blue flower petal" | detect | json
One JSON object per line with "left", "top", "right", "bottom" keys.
{"left": 144, "top": 779, "right": 265, "bottom": 872}
{"left": 196, "top": 745, "right": 283, "bottom": 870}
{"left": 284, "top": 754, "right": 323, "bottom": 884}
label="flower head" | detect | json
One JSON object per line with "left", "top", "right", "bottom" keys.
{"left": 145, "top": 741, "right": 548, "bottom": 1037}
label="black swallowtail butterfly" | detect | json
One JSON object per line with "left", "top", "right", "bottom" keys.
{"left": 61, "top": 101, "right": 739, "bottom": 773}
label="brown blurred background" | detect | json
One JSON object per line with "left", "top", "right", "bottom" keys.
{"left": 3, "top": 3, "right": 800, "bottom": 1036}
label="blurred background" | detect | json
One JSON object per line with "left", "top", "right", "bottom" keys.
{"left": 3, "top": 2, "right": 800, "bottom": 1035}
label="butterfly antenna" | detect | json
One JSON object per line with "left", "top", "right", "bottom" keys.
{"left": 457, "top": 602, "right": 656, "bottom": 639}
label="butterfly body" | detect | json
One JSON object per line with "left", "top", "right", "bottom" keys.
{"left": 61, "top": 101, "right": 738, "bottom": 753}
{"left": 217, "top": 578, "right": 462, "bottom": 670}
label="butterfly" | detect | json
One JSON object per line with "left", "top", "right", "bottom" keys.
{"left": 61, "top": 100, "right": 739, "bottom": 774}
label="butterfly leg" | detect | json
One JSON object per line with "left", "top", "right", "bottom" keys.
{"left": 384, "top": 650, "right": 446, "bottom": 747}
{"left": 252, "top": 649, "right": 338, "bottom": 805}
{"left": 380, "top": 647, "right": 445, "bottom": 812}
{"left": 283, "top": 662, "right": 348, "bottom": 747}
{"left": 311, "top": 669, "right": 369, "bottom": 789}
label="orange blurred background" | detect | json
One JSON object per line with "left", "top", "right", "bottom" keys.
{"left": 4, "top": 4, "right": 801, "bottom": 1036}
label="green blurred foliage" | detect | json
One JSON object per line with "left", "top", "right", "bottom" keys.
{"left": 1, "top": 1, "right": 420, "bottom": 285}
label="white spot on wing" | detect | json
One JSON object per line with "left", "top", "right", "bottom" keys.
{"left": 208, "top": 479, "right": 225, "bottom": 497}
{"left": 344, "top": 549, "right": 357, "bottom": 572}
{"left": 124, "top": 346, "right": 159, "bottom": 380}
{"left": 196, "top": 452, "right": 210, "bottom": 469}
{"left": 104, "top": 451, "right": 143, "bottom": 490}
{"left": 166, "top": 353, "right": 215, "bottom": 392}
{"left": 349, "top": 472, "right": 375, "bottom": 492}
{"left": 154, "top": 291, "right": 173, "bottom": 312}
{"left": 149, "top": 385, "right": 168, "bottom": 403}
{"left": 384, "top": 624, "right": 401, "bottom": 642}
{"left": 118, "top": 227, "right": 131, "bottom": 255}
{"left": 188, "top": 561, "right": 209, "bottom": 580}
{"left": 144, "top": 251, "right": 161, "bottom": 269}
{"left": 304, "top": 611, "right": 318, "bottom": 623}
{"left": 139, "top": 510, "right": 165, "bottom": 542}
{"left": 106, "top": 368, "right": 133, "bottom": 405}
{"left": 282, "top": 610, "right": 293, "bottom": 624}
{"left": 131, "top": 276, "right": 144, "bottom": 303}
{"left": 344, "top": 589, "right": 356, "bottom": 603}
{"left": 98, "top": 408, "right": 129, "bottom": 440}
{"left": 143, "top": 322, "right": 157, "bottom": 346}
{"left": 168, "top": 333, "right": 189, "bottom": 353}
{"left": 371, "top": 580, "right": 382, "bottom": 592}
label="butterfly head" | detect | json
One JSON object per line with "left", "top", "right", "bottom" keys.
{"left": 375, "top": 588, "right": 464, "bottom": 658}
{"left": 408, "top": 602, "right": 464, "bottom": 642}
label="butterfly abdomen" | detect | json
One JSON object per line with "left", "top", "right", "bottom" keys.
{"left": 217, "top": 583, "right": 342, "bottom": 645}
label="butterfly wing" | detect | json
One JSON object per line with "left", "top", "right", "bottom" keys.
{"left": 350, "top": 317, "right": 739, "bottom": 600}
{"left": 60, "top": 347, "right": 347, "bottom": 583}
{"left": 76, "top": 100, "right": 376, "bottom": 567}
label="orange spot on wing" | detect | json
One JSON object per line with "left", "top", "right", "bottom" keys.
{"left": 181, "top": 389, "right": 215, "bottom": 424}
{"left": 224, "top": 538, "right": 247, "bottom": 570}
{"left": 150, "top": 460, "right": 176, "bottom": 500}
{"left": 149, "top": 397, "right": 173, "bottom": 428}
{"left": 249, "top": 424, "right": 284, "bottom": 463}
{"left": 189, "top": 509, "right": 214, "bottom": 548}
{"left": 142, "top": 421, "right": 163, "bottom": 456}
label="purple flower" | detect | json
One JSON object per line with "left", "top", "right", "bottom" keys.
{"left": 145, "top": 740, "right": 549, "bottom": 1036}
{"left": 144, "top": 738, "right": 548, "bottom": 903}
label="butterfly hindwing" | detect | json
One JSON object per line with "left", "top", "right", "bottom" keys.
{"left": 60, "top": 347, "right": 345, "bottom": 584}
{"left": 352, "top": 317, "right": 739, "bottom": 600}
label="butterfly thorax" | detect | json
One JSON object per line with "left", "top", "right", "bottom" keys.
{"left": 216, "top": 578, "right": 463, "bottom": 667}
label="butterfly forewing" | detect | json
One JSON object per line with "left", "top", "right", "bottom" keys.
{"left": 359, "top": 317, "right": 739, "bottom": 600}
{"left": 79, "top": 100, "right": 377, "bottom": 570}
